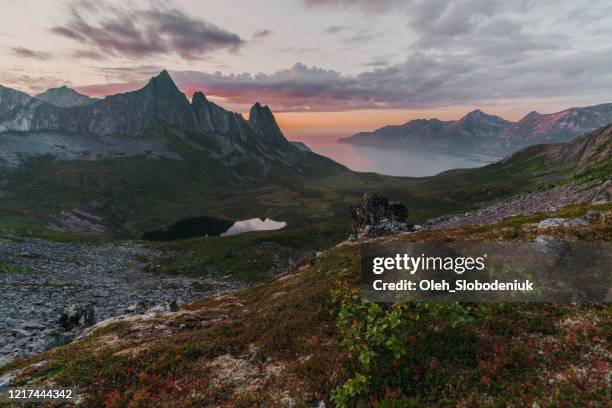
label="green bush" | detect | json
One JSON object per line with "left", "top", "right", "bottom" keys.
{"left": 331, "top": 283, "right": 472, "bottom": 407}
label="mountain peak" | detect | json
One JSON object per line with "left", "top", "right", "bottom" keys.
{"left": 248, "top": 102, "right": 286, "bottom": 143}
{"left": 250, "top": 101, "right": 270, "bottom": 114}
{"left": 156, "top": 69, "right": 172, "bottom": 81}
{"left": 35, "top": 85, "right": 94, "bottom": 107}
{"left": 191, "top": 91, "right": 209, "bottom": 107}
{"left": 460, "top": 109, "right": 488, "bottom": 121}
{"left": 523, "top": 111, "right": 541, "bottom": 119}
{"left": 146, "top": 70, "right": 179, "bottom": 92}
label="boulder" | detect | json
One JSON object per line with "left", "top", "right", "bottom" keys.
{"left": 584, "top": 209, "right": 602, "bottom": 223}
{"left": 44, "top": 332, "right": 74, "bottom": 350}
{"left": 349, "top": 193, "right": 413, "bottom": 239}
{"left": 350, "top": 193, "right": 409, "bottom": 230}
{"left": 125, "top": 300, "right": 150, "bottom": 315}
{"left": 537, "top": 217, "right": 588, "bottom": 229}
{"left": 146, "top": 300, "right": 180, "bottom": 315}
{"left": 58, "top": 304, "right": 96, "bottom": 331}
{"left": 535, "top": 235, "right": 572, "bottom": 258}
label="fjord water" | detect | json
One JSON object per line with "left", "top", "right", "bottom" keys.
{"left": 304, "top": 140, "right": 499, "bottom": 177}
{"left": 143, "top": 217, "right": 286, "bottom": 241}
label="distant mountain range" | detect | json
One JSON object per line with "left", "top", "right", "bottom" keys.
{"left": 0, "top": 70, "right": 340, "bottom": 175}
{"left": 1, "top": 70, "right": 610, "bottom": 238}
{"left": 0, "top": 70, "right": 346, "bottom": 235}
{"left": 340, "top": 104, "right": 612, "bottom": 155}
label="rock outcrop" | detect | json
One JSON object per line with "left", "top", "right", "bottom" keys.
{"left": 350, "top": 193, "right": 413, "bottom": 239}
{"left": 0, "top": 70, "right": 298, "bottom": 150}
{"left": 0, "top": 85, "right": 31, "bottom": 116}
{"left": 58, "top": 304, "right": 96, "bottom": 331}
{"left": 248, "top": 102, "right": 287, "bottom": 144}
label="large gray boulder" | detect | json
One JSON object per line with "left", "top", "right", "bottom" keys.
{"left": 350, "top": 193, "right": 413, "bottom": 239}
{"left": 58, "top": 303, "right": 96, "bottom": 331}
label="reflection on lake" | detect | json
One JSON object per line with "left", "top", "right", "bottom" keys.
{"left": 302, "top": 140, "right": 500, "bottom": 177}
{"left": 143, "top": 217, "right": 286, "bottom": 241}
{"left": 222, "top": 218, "right": 287, "bottom": 236}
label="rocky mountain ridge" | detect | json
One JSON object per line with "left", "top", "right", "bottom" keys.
{"left": 0, "top": 71, "right": 291, "bottom": 146}
{"left": 34, "top": 85, "right": 96, "bottom": 107}
{"left": 0, "top": 70, "right": 333, "bottom": 175}
{"left": 341, "top": 103, "right": 612, "bottom": 155}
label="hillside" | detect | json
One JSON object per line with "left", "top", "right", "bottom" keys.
{"left": 2, "top": 201, "right": 610, "bottom": 406}
{"left": 0, "top": 71, "right": 347, "bottom": 237}
{"left": 0, "top": 109, "right": 610, "bottom": 407}
{"left": 341, "top": 104, "right": 612, "bottom": 155}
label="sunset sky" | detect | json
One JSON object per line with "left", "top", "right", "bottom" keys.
{"left": 2, "top": 0, "right": 612, "bottom": 140}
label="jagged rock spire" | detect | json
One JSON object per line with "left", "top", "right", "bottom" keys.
{"left": 248, "top": 102, "right": 286, "bottom": 143}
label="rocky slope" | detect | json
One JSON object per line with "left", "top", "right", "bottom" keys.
{"left": 341, "top": 104, "right": 612, "bottom": 155}
{"left": 0, "top": 236, "right": 242, "bottom": 366}
{"left": 0, "top": 85, "right": 31, "bottom": 116}
{"left": 1, "top": 203, "right": 610, "bottom": 406}
{"left": 34, "top": 86, "right": 96, "bottom": 107}
{"left": 0, "top": 70, "right": 300, "bottom": 152}
{"left": 0, "top": 70, "right": 323, "bottom": 164}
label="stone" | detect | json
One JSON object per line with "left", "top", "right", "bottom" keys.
{"left": 538, "top": 218, "right": 588, "bottom": 229}
{"left": 584, "top": 209, "right": 602, "bottom": 223}
{"left": 44, "top": 332, "right": 74, "bottom": 350}
{"left": 0, "top": 236, "right": 242, "bottom": 366}
{"left": 0, "top": 371, "right": 17, "bottom": 388}
{"left": 58, "top": 304, "right": 96, "bottom": 331}
{"left": 426, "top": 185, "right": 601, "bottom": 230}
{"left": 535, "top": 235, "right": 572, "bottom": 258}
{"left": 10, "top": 329, "right": 32, "bottom": 338}
{"left": 126, "top": 301, "right": 150, "bottom": 315}
{"left": 350, "top": 193, "right": 404, "bottom": 231}
{"left": 21, "top": 321, "right": 45, "bottom": 331}
{"left": 146, "top": 301, "right": 179, "bottom": 315}
{"left": 349, "top": 193, "right": 413, "bottom": 239}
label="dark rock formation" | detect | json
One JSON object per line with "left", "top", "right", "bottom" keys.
{"left": 44, "top": 332, "right": 74, "bottom": 350}
{"left": 350, "top": 193, "right": 413, "bottom": 239}
{"left": 58, "top": 304, "right": 96, "bottom": 331}
{"left": 248, "top": 102, "right": 286, "bottom": 144}
{"left": 0, "top": 70, "right": 292, "bottom": 146}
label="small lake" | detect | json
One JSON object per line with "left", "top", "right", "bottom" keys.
{"left": 143, "top": 217, "right": 287, "bottom": 241}
{"left": 301, "top": 140, "right": 500, "bottom": 177}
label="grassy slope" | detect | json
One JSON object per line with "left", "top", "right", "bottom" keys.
{"left": 147, "top": 142, "right": 602, "bottom": 283}
{"left": 2, "top": 136, "right": 602, "bottom": 284}
{"left": 0, "top": 137, "right": 574, "bottom": 237}
{"left": 2, "top": 203, "right": 610, "bottom": 407}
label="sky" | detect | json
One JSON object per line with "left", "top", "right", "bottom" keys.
{"left": 1, "top": 0, "right": 612, "bottom": 140}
